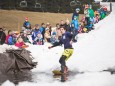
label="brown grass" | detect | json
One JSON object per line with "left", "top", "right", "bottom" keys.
{"left": 0, "top": 10, "right": 83, "bottom": 31}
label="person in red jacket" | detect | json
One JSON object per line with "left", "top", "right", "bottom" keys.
{"left": 15, "top": 37, "right": 24, "bottom": 48}
{"left": 6, "top": 30, "right": 12, "bottom": 44}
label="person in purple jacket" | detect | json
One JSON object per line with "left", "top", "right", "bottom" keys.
{"left": 48, "top": 26, "right": 74, "bottom": 73}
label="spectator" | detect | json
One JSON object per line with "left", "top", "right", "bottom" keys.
{"left": 23, "top": 17, "right": 31, "bottom": 28}
{"left": 84, "top": 4, "right": 90, "bottom": 26}
{"left": 50, "top": 28, "right": 59, "bottom": 44}
{"left": 65, "top": 19, "right": 71, "bottom": 32}
{"left": 60, "top": 20, "right": 65, "bottom": 27}
{"left": 40, "top": 23, "right": 46, "bottom": 40}
{"left": 70, "top": 23, "right": 77, "bottom": 42}
{"left": 32, "top": 24, "right": 43, "bottom": 45}
{"left": 46, "top": 22, "right": 52, "bottom": 35}
{"left": 71, "top": 16, "right": 79, "bottom": 36}
{"left": 78, "top": 22, "right": 84, "bottom": 33}
{"left": 7, "top": 31, "right": 16, "bottom": 45}
{"left": 15, "top": 37, "right": 25, "bottom": 48}
{"left": 6, "top": 30, "right": 12, "bottom": 44}
{"left": 72, "top": 8, "right": 80, "bottom": 20}
{"left": 0, "top": 28, "right": 6, "bottom": 45}
{"left": 55, "top": 26, "right": 62, "bottom": 40}
{"left": 44, "top": 28, "right": 51, "bottom": 43}
{"left": 21, "top": 31, "right": 31, "bottom": 43}
{"left": 23, "top": 17, "right": 31, "bottom": 34}
{"left": 88, "top": 5, "right": 94, "bottom": 19}
{"left": 56, "top": 23, "right": 60, "bottom": 29}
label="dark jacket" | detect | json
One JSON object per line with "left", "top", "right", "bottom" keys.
{"left": 52, "top": 32, "right": 73, "bottom": 49}
{"left": 72, "top": 12, "right": 79, "bottom": 20}
{"left": 65, "top": 24, "right": 71, "bottom": 32}
{"left": 0, "top": 31, "right": 6, "bottom": 45}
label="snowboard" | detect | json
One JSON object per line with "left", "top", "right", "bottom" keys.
{"left": 52, "top": 70, "right": 63, "bottom": 75}
{"left": 52, "top": 70, "right": 68, "bottom": 82}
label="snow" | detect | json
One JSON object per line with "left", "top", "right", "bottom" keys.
{"left": 1, "top": 3, "right": 115, "bottom": 86}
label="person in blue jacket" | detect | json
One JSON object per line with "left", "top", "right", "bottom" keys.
{"left": 32, "top": 24, "right": 43, "bottom": 44}
{"left": 71, "top": 16, "right": 79, "bottom": 42}
{"left": 23, "top": 17, "right": 31, "bottom": 30}
{"left": 39, "top": 23, "right": 45, "bottom": 40}
{"left": 8, "top": 32, "right": 15, "bottom": 45}
{"left": 48, "top": 26, "right": 74, "bottom": 74}
{"left": 85, "top": 17, "right": 94, "bottom": 31}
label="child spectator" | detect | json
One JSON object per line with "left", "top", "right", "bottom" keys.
{"left": 55, "top": 25, "right": 62, "bottom": 40}
{"left": 56, "top": 23, "right": 60, "bottom": 29}
{"left": 84, "top": 4, "right": 90, "bottom": 26}
{"left": 23, "top": 17, "right": 31, "bottom": 29}
{"left": 88, "top": 5, "right": 94, "bottom": 19}
{"left": 15, "top": 37, "right": 25, "bottom": 48}
{"left": 46, "top": 23, "right": 52, "bottom": 35}
{"left": 86, "top": 17, "right": 94, "bottom": 31}
{"left": 7, "top": 31, "right": 16, "bottom": 45}
{"left": 71, "top": 16, "right": 79, "bottom": 36}
{"left": 32, "top": 24, "right": 43, "bottom": 45}
{"left": 23, "top": 17, "right": 31, "bottom": 35}
{"left": 72, "top": 8, "right": 80, "bottom": 20}
{"left": 65, "top": 19, "right": 71, "bottom": 32}
{"left": 33, "top": 33, "right": 43, "bottom": 45}
{"left": 6, "top": 30, "right": 12, "bottom": 44}
{"left": 40, "top": 23, "right": 46, "bottom": 40}
{"left": 80, "top": 16, "right": 86, "bottom": 25}
{"left": 60, "top": 20, "right": 65, "bottom": 27}
{"left": 21, "top": 31, "right": 31, "bottom": 43}
{"left": 78, "top": 22, "right": 84, "bottom": 33}
{"left": 50, "top": 28, "right": 59, "bottom": 44}
{"left": 95, "top": 14, "right": 100, "bottom": 23}
{"left": 44, "top": 28, "right": 51, "bottom": 43}
{"left": 70, "top": 23, "right": 77, "bottom": 42}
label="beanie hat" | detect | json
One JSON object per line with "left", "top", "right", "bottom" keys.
{"left": 76, "top": 8, "right": 80, "bottom": 11}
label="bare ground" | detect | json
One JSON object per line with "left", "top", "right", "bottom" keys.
{"left": 0, "top": 10, "right": 83, "bottom": 31}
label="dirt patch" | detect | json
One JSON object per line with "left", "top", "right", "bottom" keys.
{"left": 0, "top": 10, "right": 84, "bottom": 31}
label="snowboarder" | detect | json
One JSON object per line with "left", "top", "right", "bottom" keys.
{"left": 48, "top": 26, "right": 74, "bottom": 74}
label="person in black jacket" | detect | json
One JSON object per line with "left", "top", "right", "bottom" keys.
{"left": 0, "top": 28, "right": 6, "bottom": 45}
{"left": 72, "top": 8, "right": 80, "bottom": 20}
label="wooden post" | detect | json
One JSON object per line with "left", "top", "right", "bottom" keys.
{"left": 110, "top": 0, "right": 112, "bottom": 12}
{"left": 18, "top": 17, "right": 20, "bottom": 33}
